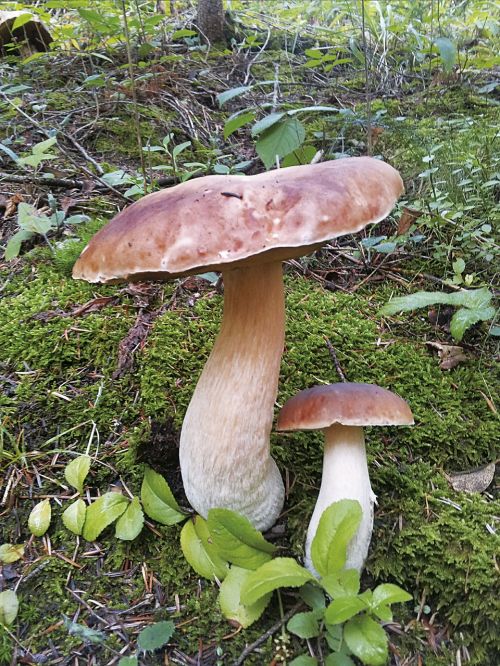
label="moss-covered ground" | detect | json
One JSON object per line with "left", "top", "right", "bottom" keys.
{"left": 0, "top": 4, "right": 499, "bottom": 665}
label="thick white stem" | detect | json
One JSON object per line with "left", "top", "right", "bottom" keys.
{"left": 179, "top": 262, "right": 285, "bottom": 530}
{"left": 305, "top": 425, "right": 376, "bottom": 574}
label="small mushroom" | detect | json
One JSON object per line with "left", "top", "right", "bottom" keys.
{"left": 277, "top": 383, "right": 413, "bottom": 572}
{"left": 73, "top": 158, "right": 403, "bottom": 531}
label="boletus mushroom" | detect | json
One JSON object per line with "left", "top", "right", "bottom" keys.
{"left": 277, "top": 383, "right": 414, "bottom": 572}
{"left": 73, "top": 158, "right": 403, "bottom": 531}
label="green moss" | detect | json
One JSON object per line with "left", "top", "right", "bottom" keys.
{"left": 1, "top": 234, "right": 498, "bottom": 663}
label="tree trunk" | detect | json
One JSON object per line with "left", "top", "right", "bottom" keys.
{"left": 197, "top": 0, "right": 225, "bottom": 44}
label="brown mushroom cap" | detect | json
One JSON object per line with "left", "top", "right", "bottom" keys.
{"left": 277, "top": 383, "right": 414, "bottom": 430}
{"left": 0, "top": 11, "right": 52, "bottom": 53}
{"left": 73, "top": 157, "right": 403, "bottom": 284}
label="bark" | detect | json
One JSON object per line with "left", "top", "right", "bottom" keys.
{"left": 196, "top": 0, "right": 225, "bottom": 44}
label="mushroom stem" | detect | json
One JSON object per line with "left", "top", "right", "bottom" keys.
{"left": 305, "top": 424, "right": 376, "bottom": 574}
{"left": 179, "top": 261, "right": 285, "bottom": 530}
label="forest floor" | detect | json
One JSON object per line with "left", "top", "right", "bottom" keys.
{"left": 0, "top": 11, "right": 499, "bottom": 666}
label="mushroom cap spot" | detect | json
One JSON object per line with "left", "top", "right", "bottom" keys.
{"left": 73, "top": 157, "right": 404, "bottom": 284}
{"left": 277, "top": 383, "right": 414, "bottom": 430}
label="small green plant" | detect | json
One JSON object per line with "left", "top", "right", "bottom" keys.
{"left": 380, "top": 286, "right": 497, "bottom": 341}
{"left": 5, "top": 196, "right": 89, "bottom": 260}
{"left": 142, "top": 133, "right": 206, "bottom": 183}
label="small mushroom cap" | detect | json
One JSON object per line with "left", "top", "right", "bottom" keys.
{"left": 277, "top": 383, "right": 414, "bottom": 430}
{"left": 73, "top": 157, "right": 403, "bottom": 284}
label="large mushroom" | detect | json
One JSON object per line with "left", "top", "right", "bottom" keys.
{"left": 277, "top": 383, "right": 414, "bottom": 572}
{"left": 73, "top": 158, "right": 403, "bottom": 531}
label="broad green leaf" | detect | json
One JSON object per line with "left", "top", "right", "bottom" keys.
{"left": 322, "top": 569, "right": 361, "bottom": 599}
{"left": 224, "top": 111, "right": 255, "bottom": 139}
{"left": 28, "top": 499, "right": 51, "bottom": 536}
{"left": 141, "top": 467, "right": 185, "bottom": 525}
{"left": 251, "top": 112, "right": 286, "bottom": 137}
{"left": 207, "top": 508, "right": 275, "bottom": 570}
{"left": 64, "top": 455, "right": 91, "bottom": 494}
{"left": 62, "top": 499, "right": 86, "bottom": 535}
{"left": 300, "top": 583, "right": 326, "bottom": 610}
{"left": 217, "top": 86, "right": 251, "bottom": 107}
{"left": 171, "top": 29, "right": 197, "bottom": 40}
{"left": 82, "top": 493, "right": 128, "bottom": 541}
{"left": 310, "top": 500, "right": 362, "bottom": 577}
{"left": 256, "top": 117, "right": 305, "bottom": 169}
{"left": 379, "top": 287, "right": 492, "bottom": 316}
{"left": 281, "top": 144, "right": 317, "bottom": 167}
{"left": 450, "top": 306, "right": 496, "bottom": 341}
{"left": 137, "top": 620, "right": 175, "bottom": 651}
{"left": 172, "top": 141, "right": 191, "bottom": 160}
{"left": 434, "top": 37, "right": 457, "bottom": 73}
{"left": 0, "top": 590, "right": 19, "bottom": 625}
{"left": 241, "top": 558, "right": 315, "bottom": 605}
{"left": 32, "top": 137, "right": 57, "bottom": 154}
{"left": 12, "top": 13, "right": 33, "bottom": 31}
{"left": 289, "top": 656, "right": 318, "bottom": 666}
{"left": 325, "top": 622, "right": 343, "bottom": 650}
{"left": 325, "top": 654, "right": 356, "bottom": 666}
{"left": 219, "top": 566, "right": 271, "bottom": 628}
{"left": 180, "top": 516, "right": 229, "bottom": 581}
{"left": 0, "top": 544, "right": 24, "bottom": 564}
{"left": 4, "top": 229, "right": 32, "bottom": 260}
{"left": 372, "top": 583, "right": 412, "bottom": 608}
{"left": 372, "top": 604, "right": 392, "bottom": 622}
{"left": 17, "top": 203, "right": 52, "bottom": 234}
{"left": 115, "top": 497, "right": 144, "bottom": 540}
{"left": 287, "top": 610, "right": 322, "bottom": 638}
{"left": 324, "top": 596, "right": 369, "bottom": 624}
{"left": 344, "top": 615, "right": 388, "bottom": 666}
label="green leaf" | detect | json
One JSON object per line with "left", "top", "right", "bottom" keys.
{"left": 379, "top": 287, "right": 492, "bottom": 316}
{"left": 172, "top": 141, "right": 191, "bottom": 160}
{"left": 63, "top": 615, "right": 106, "bottom": 644}
{"left": 324, "top": 622, "right": 343, "bottom": 650}
{"left": 321, "top": 569, "right": 361, "bottom": 599}
{"left": 310, "top": 500, "right": 362, "bottom": 577}
{"left": 344, "top": 615, "right": 388, "bottom": 666}
{"left": 0, "top": 544, "right": 24, "bottom": 564}
{"left": 180, "top": 516, "right": 229, "bottom": 581}
{"left": 300, "top": 583, "right": 326, "bottom": 609}
{"left": 32, "top": 137, "right": 57, "bottom": 155}
{"left": 62, "top": 499, "right": 87, "bottom": 535}
{"left": 141, "top": 467, "right": 185, "bottom": 525}
{"left": 325, "top": 654, "right": 356, "bottom": 666}
{"left": 372, "top": 583, "right": 412, "bottom": 608}
{"left": 251, "top": 112, "right": 286, "bottom": 137}
{"left": 372, "top": 604, "right": 392, "bottom": 622}
{"left": 12, "top": 13, "right": 33, "bottom": 31}
{"left": 217, "top": 86, "right": 251, "bottom": 107}
{"left": 28, "top": 499, "right": 51, "bottom": 537}
{"left": 172, "top": 28, "right": 197, "bottom": 40}
{"left": 4, "top": 229, "right": 32, "bottom": 260}
{"left": 219, "top": 566, "right": 271, "bottom": 628}
{"left": 240, "top": 558, "right": 315, "bottom": 605}
{"left": 17, "top": 203, "right": 52, "bottom": 235}
{"left": 82, "top": 492, "right": 128, "bottom": 541}
{"left": 224, "top": 111, "right": 255, "bottom": 139}
{"left": 324, "top": 596, "right": 369, "bottom": 624}
{"left": 118, "top": 657, "right": 138, "bottom": 666}
{"left": 115, "top": 497, "right": 144, "bottom": 540}
{"left": 434, "top": 37, "right": 457, "bottom": 73}
{"left": 207, "top": 508, "right": 275, "bottom": 570}
{"left": 450, "top": 306, "right": 496, "bottom": 341}
{"left": 64, "top": 455, "right": 91, "bottom": 494}
{"left": 287, "top": 610, "right": 322, "bottom": 638}
{"left": 256, "top": 117, "right": 305, "bottom": 169}
{"left": 137, "top": 620, "right": 175, "bottom": 651}
{"left": 289, "top": 656, "right": 318, "bottom": 666}
{"left": 281, "top": 144, "right": 318, "bottom": 167}
{"left": 0, "top": 590, "right": 19, "bottom": 625}
{"left": 0, "top": 141, "right": 19, "bottom": 163}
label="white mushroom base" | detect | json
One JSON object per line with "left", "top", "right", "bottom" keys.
{"left": 179, "top": 262, "right": 285, "bottom": 531}
{"left": 305, "top": 424, "right": 376, "bottom": 574}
